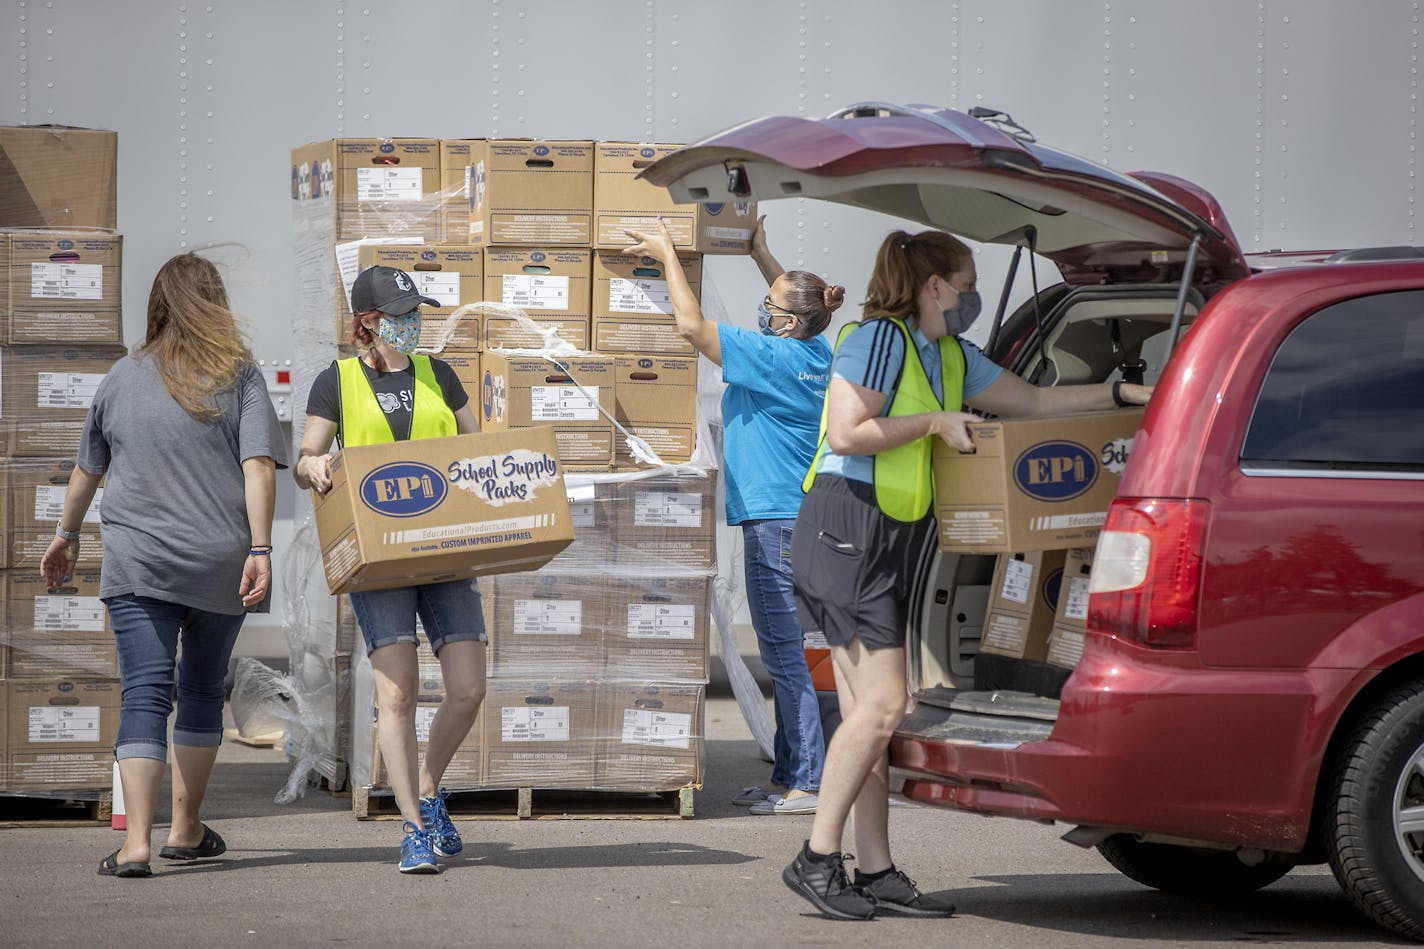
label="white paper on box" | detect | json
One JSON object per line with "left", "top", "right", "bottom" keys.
{"left": 35, "top": 372, "right": 105, "bottom": 410}
{"left": 530, "top": 386, "right": 600, "bottom": 421}
{"left": 568, "top": 499, "right": 596, "bottom": 528}
{"left": 501, "top": 706, "right": 570, "bottom": 742}
{"left": 803, "top": 629, "right": 830, "bottom": 650}
{"left": 31, "top": 262, "right": 103, "bottom": 300}
{"left": 414, "top": 272, "right": 461, "bottom": 306}
{"left": 33, "top": 595, "right": 106, "bottom": 632}
{"left": 414, "top": 706, "right": 438, "bottom": 743}
{"left": 621, "top": 708, "right": 692, "bottom": 749}
{"left": 513, "top": 599, "right": 583, "bottom": 636}
{"left": 333, "top": 237, "right": 422, "bottom": 311}
{"left": 634, "top": 492, "right": 703, "bottom": 528}
{"left": 501, "top": 274, "right": 569, "bottom": 311}
{"left": 1064, "top": 576, "right": 1091, "bottom": 621}
{"left": 703, "top": 226, "right": 752, "bottom": 241}
{"left": 28, "top": 705, "right": 100, "bottom": 742}
{"left": 1000, "top": 559, "right": 1034, "bottom": 605}
{"left": 607, "top": 277, "right": 674, "bottom": 315}
{"left": 34, "top": 485, "right": 102, "bottom": 523}
{"left": 626, "top": 603, "right": 696, "bottom": 640}
{"left": 356, "top": 166, "right": 424, "bottom": 201}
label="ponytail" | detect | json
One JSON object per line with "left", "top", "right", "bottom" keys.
{"left": 864, "top": 229, "right": 972, "bottom": 320}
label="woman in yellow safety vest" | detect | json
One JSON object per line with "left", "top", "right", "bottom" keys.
{"left": 781, "top": 230, "right": 1152, "bottom": 920}
{"left": 294, "top": 265, "right": 484, "bottom": 875}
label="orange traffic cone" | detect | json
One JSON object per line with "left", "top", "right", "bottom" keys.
{"left": 111, "top": 761, "right": 126, "bottom": 831}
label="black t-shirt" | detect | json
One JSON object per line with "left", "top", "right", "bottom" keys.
{"left": 306, "top": 356, "right": 469, "bottom": 443}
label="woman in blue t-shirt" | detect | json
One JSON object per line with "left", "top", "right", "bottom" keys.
{"left": 624, "top": 218, "right": 842, "bottom": 816}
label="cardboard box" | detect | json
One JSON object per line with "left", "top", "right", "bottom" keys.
{"left": 5, "top": 677, "right": 120, "bottom": 791}
{"left": 468, "top": 140, "right": 594, "bottom": 246}
{"left": 3, "top": 568, "right": 114, "bottom": 678}
{"left": 0, "top": 234, "right": 124, "bottom": 345}
{"left": 602, "top": 575, "right": 711, "bottom": 682}
{"left": 290, "top": 138, "right": 443, "bottom": 242}
{"left": 593, "top": 142, "right": 755, "bottom": 253}
{"left": 0, "top": 125, "right": 118, "bottom": 230}
{"left": 0, "top": 680, "right": 7, "bottom": 786}
{"left": 479, "top": 351, "right": 616, "bottom": 469}
{"left": 1, "top": 457, "right": 104, "bottom": 567}
{"left": 544, "top": 476, "right": 617, "bottom": 572}
{"left": 482, "top": 678, "right": 598, "bottom": 788}
{"left": 613, "top": 355, "right": 698, "bottom": 469}
{"left": 1046, "top": 547, "right": 1095, "bottom": 669}
{"left": 490, "top": 572, "right": 606, "bottom": 677}
{"left": 0, "top": 345, "right": 125, "bottom": 456}
{"left": 591, "top": 251, "right": 701, "bottom": 356}
{"left": 438, "top": 139, "right": 481, "bottom": 244}
{"left": 312, "top": 427, "right": 575, "bottom": 595}
{"left": 354, "top": 244, "right": 484, "bottom": 351}
{"left": 933, "top": 409, "right": 1145, "bottom": 553}
{"left": 614, "top": 470, "right": 718, "bottom": 574}
{"left": 481, "top": 247, "right": 592, "bottom": 350}
{"left": 596, "top": 681, "right": 704, "bottom": 790}
{"left": 370, "top": 643, "right": 485, "bottom": 789}
{"left": 978, "top": 550, "right": 1068, "bottom": 662}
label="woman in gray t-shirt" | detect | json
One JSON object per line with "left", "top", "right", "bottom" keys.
{"left": 40, "top": 253, "right": 287, "bottom": 879}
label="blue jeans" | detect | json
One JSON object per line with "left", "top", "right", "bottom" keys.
{"left": 743, "top": 519, "right": 825, "bottom": 792}
{"left": 105, "top": 594, "right": 247, "bottom": 762}
{"left": 347, "top": 577, "right": 486, "bottom": 655}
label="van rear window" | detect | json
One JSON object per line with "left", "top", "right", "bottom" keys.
{"left": 1242, "top": 290, "right": 1424, "bottom": 472}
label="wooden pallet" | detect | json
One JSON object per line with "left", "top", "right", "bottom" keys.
{"left": 351, "top": 785, "right": 696, "bottom": 821}
{"left": 223, "top": 726, "right": 285, "bottom": 748}
{"left": 0, "top": 791, "right": 112, "bottom": 827}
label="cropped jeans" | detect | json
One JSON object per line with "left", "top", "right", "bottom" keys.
{"left": 106, "top": 594, "right": 247, "bottom": 762}
{"left": 742, "top": 519, "right": 825, "bottom": 792}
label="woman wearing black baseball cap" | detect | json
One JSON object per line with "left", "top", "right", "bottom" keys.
{"left": 294, "top": 264, "right": 485, "bottom": 874}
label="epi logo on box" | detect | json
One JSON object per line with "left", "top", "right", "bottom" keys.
{"left": 481, "top": 370, "right": 507, "bottom": 424}
{"left": 1014, "top": 441, "right": 1099, "bottom": 502}
{"left": 359, "top": 462, "right": 448, "bottom": 517}
{"left": 1042, "top": 566, "right": 1064, "bottom": 612}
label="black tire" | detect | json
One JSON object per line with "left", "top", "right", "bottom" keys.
{"left": 1326, "top": 681, "right": 1424, "bottom": 941}
{"left": 1096, "top": 835, "right": 1292, "bottom": 896}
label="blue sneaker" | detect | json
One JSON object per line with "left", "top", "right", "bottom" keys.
{"left": 399, "top": 822, "right": 441, "bottom": 874}
{"left": 419, "top": 788, "right": 463, "bottom": 857}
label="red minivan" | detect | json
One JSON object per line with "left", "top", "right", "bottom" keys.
{"left": 647, "top": 104, "right": 1424, "bottom": 940}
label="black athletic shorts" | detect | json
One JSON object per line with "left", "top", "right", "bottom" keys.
{"left": 791, "top": 475, "right": 938, "bottom": 652}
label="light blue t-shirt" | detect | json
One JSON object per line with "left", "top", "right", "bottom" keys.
{"left": 718, "top": 324, "right": 833, "bottom": 524}
{"left": 817, "top": 319, "right": 1002, "bottom": 484}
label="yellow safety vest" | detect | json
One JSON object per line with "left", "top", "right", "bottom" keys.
{"left": 802, "top": 317, "right": 967, "bottom": 522}
{"left": 336, "top": 354, "right": 456, "bottom": 448}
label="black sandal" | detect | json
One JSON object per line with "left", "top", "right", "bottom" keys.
{"left": 98, "top": 850, "right": 152, "bottom": 877}
{"left": 158, "top": 824, "right": 227, "bottom": 860}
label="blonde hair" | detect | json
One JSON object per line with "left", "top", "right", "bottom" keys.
{"left": 863, "top": 230, "right": 973, "bottom": 320}
{"left": 140, "top": 253, "right": 253, "bottom": 421}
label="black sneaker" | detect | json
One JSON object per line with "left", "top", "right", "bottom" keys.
{"left": 783, "top": 843, "right": 877, "bottom": 920}
{"left": 854, "top": 866, "right": 956, "bottom": 918}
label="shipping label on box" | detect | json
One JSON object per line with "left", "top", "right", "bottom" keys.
{"left": 613, "top": 355, "right": 698, "bottom": 469}
{"left": 0, "top": 125, "right": 118, "bottom": 230}
{"left": 0, "top": 234, "right": 124, "bottom": 345}
{"left": 1, "top": 458, "right": 104, "bottom": 568}
{"left": 312, "top": 427, "right": 575, "bottom": 595}
{"left": 0, "top": 345, "right": 124, "bottom": 456}
{"left": 480, "top": 351, "right": 615, "bottom": 469}
{"left": 592, "top": 251, "right": 701, "bottom": 355}
{"left": 978, "top": 550, "right": 1067, "bottom": 662}
{"left": 3, "top": 568, "right": 114, "bottom": 678}
{"left": 482, "top": 678, "right": 598, "bottom": 788}
{"left": 933, "top": 409, "right": 1144, "bottom": 554}
{"left": 469, "top": 140, "right": 594, "bottom": 246}
{"left": 481, "top": 247, "right": 592, "bottom": 350}
{"left": 490, "top": 572, "right": 606, "bottom": 676}
{"left": 602, "top": 575, "right": 711, "bottom": 682}
{"left": 7, "top": 678, "right": 120, "bottom": 756}
{"left": 354, "top": 243, "right": 485, "bottom": 351}
{"left": 596, "top": 682, "right": 704, "bottom": 790}
{"left": 593, "top": 142, "right": 755, "bottom": 254}
{"left": 291, "top": 139, "right": 443, "bottom": 242}
{"left": 614, "top": 470, "right": 718, "bottom": 573}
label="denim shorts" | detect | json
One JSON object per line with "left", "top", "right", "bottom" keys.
{"left": 347, "top": 577, "right": 486, "bottom": 655}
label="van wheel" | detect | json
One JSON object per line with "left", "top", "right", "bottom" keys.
{"left": 1096, "top": 835, "right": 1292, "bottom": 895}
{"left": 1325, "top": 682, "right": 1424, "bottom": 941}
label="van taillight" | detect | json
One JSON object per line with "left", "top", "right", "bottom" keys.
{"left": 1087, "top": 498, "right": 1210, "bottom": 648}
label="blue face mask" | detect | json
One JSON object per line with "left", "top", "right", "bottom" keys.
{"left": 376, "top": 310, "right": 422, "bottom": 354}
{"left": 756, "top": 301, "right": 780, "bottom": 336}
{"left": 942, "top": 290, "right": 983, "bottom": 337}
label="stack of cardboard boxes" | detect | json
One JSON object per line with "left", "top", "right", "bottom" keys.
{"left": 0, "top": 125, "right": 126, "bottom": 796}
{"left": 290, "top": 135, "right": 751, "bottom": 798}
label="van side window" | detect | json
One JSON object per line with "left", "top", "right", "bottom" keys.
{"left": 1241, "top": 289, "right": 1424, "bottom": 472}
